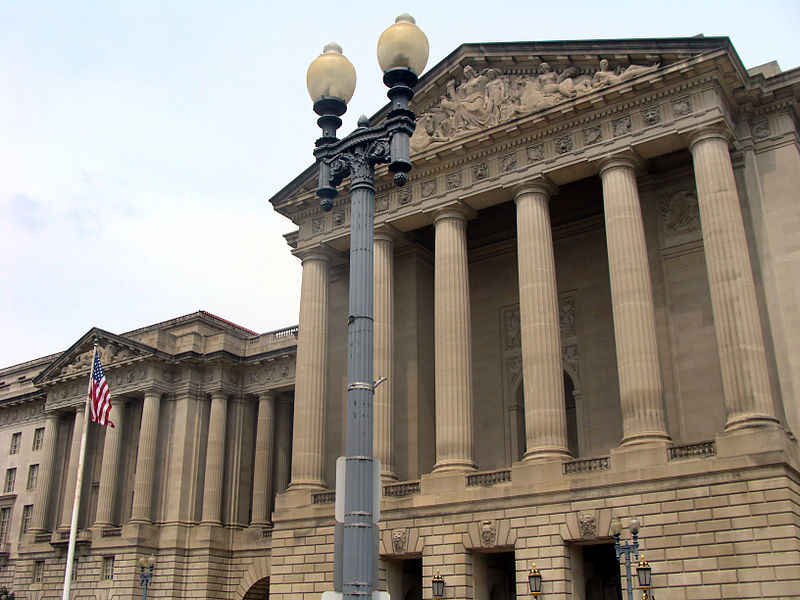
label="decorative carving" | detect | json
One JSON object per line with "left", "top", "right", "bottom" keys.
{"left": 203, "top": 370, "right": 213, "bottom": 382}
{"left": 584, "top": 125, "right": 602, "bottom": 145}
{"left": 398, "top": 187, "right": 412, "bottom": 206}
{"left": 280, "top": 364, "right": 289, "bottom": 378}
{"left": 409, "top": 59, "right": 660, "bottom": 151}
{"left": 555, "top": 135, "right": 573, "bottom": 154}
{"left": 507, "top": 356, "right": 522, "bottom": 384}
{"left": 421, "top": 179, "right": 437, "bottom": 198}
{"left": 266, "top": 367, "right": 275, "bottom": 380}
{"left": 480, "top": 520, "right": 497, "bottom": 547}
{"left": 642, "top": 107, "right": 661, "bottom": 126}
{"left": 505, "top": 309, "right": 521, "bottom": 349}
{"left": 312, "top": 217, "right": 324, "bottom": 234}
{"left": 526, "top": 144, "right": 544, "bottom": 162}
{"left": 446, "top": 171, "right": 463, "bottom": 190}
{"left": 578, "top": 513, "right": 597, "bottom": 539}
{"left": 562, "top": 344, "right": 578, "bottom": 377}
{"left": 375, "top": 195, "right": 388, "bottom": 213}
{"left": 672, "top": 97, "right": 691, "bottom": 116}
{"left": 0, "top": 401, "right": 44, "bottom": 425}
{"left": 391, "top": 529, "right": 407, "bottom": 555}
{"left": 751, "top": 119, "right": 770, "bottom": 140}
{"left": 559, "top": 297, "right": 576, "bottom": 338}
{"left": 473, "top": 162, "right": 489, "bottom": 181}
{"left": 612, "top": 116, "right": 631, "bottom": 137}
{"left": 249, "top": 370, "right": 262, "bottom": 384}
{"left": 662, "top": 190, "right": 700, "bottom": 235}
{"left": 333, "top": 209, "right": 346, "bottom": 226}
{"left": 500, "top": 153, "right": 517, "bottom": 173}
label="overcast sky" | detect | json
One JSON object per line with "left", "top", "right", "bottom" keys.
{"left": 2, "top": 1, "right": 799, "bottom": 367}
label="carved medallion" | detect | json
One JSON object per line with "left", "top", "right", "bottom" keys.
{"left": 642, "top": 107, "right": 661, "bottom": 126}
{"left": 480, "top": 520, "right": 497, "bottom": 547}
{"left": 584, "top": 125, "right": 602, "bottom": 145}
{"left": 334, "top": 209, "right": 346, "bottom": 226}
{"left": 672, "top": 97, "right": 691, "bottom": 116}
{"left": 398, "top": 188, "right": 413, "bottom": 206}
{"left": 578, "top": 513, "right": 597, "bottom": 539}
{"left": 391, "top": 529, "right": 407, "bottom": 555}
{"left": 662, "top": 190, "right": 700, "bottom": 235}
{"left": 555, "top": 135, "right": 573, "bottom": 154}
{"left": 612, "top": 116, "right": 631, "bottom": 137}
{"left": 751, "top": 119, "right": 770, "bottom": 140}
{"left": 421, "top": 179, "right": 437, "bottom": 198}
{"left": 500, "top": 153, "right": 517, "bottom": 173}
{"left": 375, "top": 195, "right": 388, "bottom": 213}
{"left": 473, "top": 162, "right": 489, "bottom": 181}
{"left": 527, "top": 144, "right": 544, "bottom": 163}
{"left": 312, "top": 217, "right": 324, "bottom": 234}
{"left": 446, "top": 171, "right": 463, "bottom": 190}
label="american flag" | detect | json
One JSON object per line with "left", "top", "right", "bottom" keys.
{"left": 89, "top": 352, "right": 114, "bottom": 427}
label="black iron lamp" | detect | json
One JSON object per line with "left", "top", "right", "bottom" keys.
{"left": 432, "top": 569, "right": 445, "bottom": 599}
{"left": 637, "top": 559, "right": 652, "bottom": 599}
{"left": 527, "top": 564, "right": 542, "bottom": 597}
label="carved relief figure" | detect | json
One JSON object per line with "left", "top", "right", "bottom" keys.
{"left": 662, "top": 190, "right": 701, "bottom": 234}
{"left": 578, "top": 513, "right": 597, "bottom": 539}
{"left": 480, "top": 520, "right": 497, "bottom": 547}
{"left": 391, "top": 529, "right": 407, "bottom": 555}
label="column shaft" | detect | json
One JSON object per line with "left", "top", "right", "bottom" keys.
{"left": 59, "top": 408, "right": 85, "bottom": 528}
{"left": 600, "top": 156, "right": 670, "bottom": 445}
{"left": 130, "top": 391, "right": 161, "bottom": 524}
{"left": 274, "top": 398, "right": 293, "bottom": 494}
{"left": 433, "top": 207, "right": 476, "bottom": 472}
{"left": 374, "top": 227, "right": 397, "bottom": 480}
{"left": 251, "top": 394, "right": 276, "bottom": 526}
{"left": 94, "top": 398, "right": 126, "bottom": 527}
{"left": 201, "top": 392, "right": 228, "bottom": 524}
{"left": 689, "top": 129, "right": 777, "bottom": 428}
{"left": 515, "top": 183, "right": 570, "bottom": 459}
{"left": 30, "top": 413, "right": 60, "bottom": 533}
{"left": 289, "top": 250, "right": 330, "bottom": 490}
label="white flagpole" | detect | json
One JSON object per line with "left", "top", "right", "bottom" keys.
{"left": 61, "top": 338, "right": 96, "bottom": 600}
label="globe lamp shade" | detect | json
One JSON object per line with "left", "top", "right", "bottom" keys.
{"left": 610, "top": 518, "right": 622, "bottom": 535}
{"left": 628, "top": 517, "right": 641, "bottom": 534}
{"left": 377, "top": 14, "right": 429, "bottom": 76}
{"left": 306, "top": 42, "right": 357, "bottom": 104}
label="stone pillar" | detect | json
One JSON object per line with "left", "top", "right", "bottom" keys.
{"left": 514, "top": 182, "right": 571, "bottom": 459}
{"left": 689, "top": 128, "right": 778, "bottom": 429}
{"left": 374, "top": 226, "right": 397, "bottom": 480}
{"left": 289, "top": 249, "right": 330, "bottom": 490}
{"left": 274, "top": 397, "right": 293, "bottom": 494}
{"left": 59, "top": 407, "right": 85, "bottom": 529}
{"left": 201, "top": 391, "right": 228, "bottom": 525}
{"left": 250, "top": 393, "right": 276, "bottom": 526}
{"left": 30, "top": 413, "right": 60, "bottom": 533}
{"left": 94, "top": 398, "right": 126, "bottom": 527}
{"left": 433, "top": 206, "right": 476, "bottom": 472}
{"left": 599, "top": 155, "right": 670, "bottom": 445}
{"left": 130, "top": 390, "right": 161, "bottom": 524}
{"left": 226, "top": 397, "right": 246, "bottom": 525}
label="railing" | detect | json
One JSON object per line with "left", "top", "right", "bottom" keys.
{"left": 466, "top": 469, "right": 511, "bottom": 487}
{"left": 273, "top": 326, "right": 299, "bottom": 339}
{"left": 563, "top": 456, "right": 610, "bottom": 474}
{"left": 100, "top": 527, "right": 122, "bottom": 538}
{"left": 668, "top": 441, "right": 716, "bottom": 461}
{"left": 34, "top": 533, "right": 51, "bottom": 544}
{"left": 311, "top": 491, "right": 336, "bottom": 505}
{"left": 383, "top": 481, "right": 421, "bottom": 497}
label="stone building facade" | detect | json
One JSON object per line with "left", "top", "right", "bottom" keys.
{"left": 1, "top": 36, "right": 799, "bottom": 599}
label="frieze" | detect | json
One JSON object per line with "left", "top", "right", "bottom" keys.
{"left": 526, "top": 144, "right": 544, "bottom": 163}
{"left": 446, "top": 171, "right": 463, "bottom": 190}
{"left": 584, "top": 125, "right": 602, "bottom": 146}
{"left": 398, "top": 187, "right": 413, "bottom": 206}
{"left": 410, "top": 60, "right": 659, "bottom": 152}
{"left": 312, "top": 217, "right": 325, "bottom": 235}
{"left": 421, "top": 179, "right": 437, "bottom": 198}
{"left": 555, "top": 134, "right": 573, "bottom": 154}
{"left": 375, "top": 195, "right": 389, "bottom": 213}
{"left": 333, "top": 209, "right": 346, "bottom": 227}
{"left": 672, "top": 96, "right": 692, "bottom": 116}
{"left": 473, "top": 161, "right": 489, "bottom": 181}
{"left": 500, "top": 153, "right": 517, "bottom": 173}
{"left": 612, "top": 115, "right": 632, "bottom": 137}
{"left": 0, "top": 400, "right": 44, "bottom": 427}
{"left": 751, "top": 119, "right": 770, "bottom": 140}
{"left": 642, "top": 107, "right": 661, "bottom": 126}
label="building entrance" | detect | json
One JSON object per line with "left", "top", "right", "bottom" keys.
{"left": 580, "top": 544, "right": 622, "bottom": 600}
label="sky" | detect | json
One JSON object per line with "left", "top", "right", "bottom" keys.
{"left": 2, "top": 0, "right": 799, "bottom": 367}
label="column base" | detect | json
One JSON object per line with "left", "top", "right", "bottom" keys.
{"left": 716, "top": 423, "right": 797, "bottom": 463}
{"left": 287, "top": 478, "right": 327, "bottom": 491}
{"left": 420, "top": 470, "right": 468, "bottom": 495}
{"left": 723, "top": 413, "right": 780, "bottom": 432}
{"left": 610, "top": 439, "right": 670, "bottom": 470}
{"left": 431, "top": 459, "right": 477, "bottom": 473}
{"left": 620, "top": 431, "right": 672, "bottom": 447}
{"left": 523, "top": 447, "right": 571, "bottom": 461}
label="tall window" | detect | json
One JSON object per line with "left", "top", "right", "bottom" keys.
{"left": 0, "top": 507, "right": 10, "bottom": 544}
{"left": 102, "top": 556, "right": 114, "bottom": 580}
{"left": 9, "top": 432, "right": 21, "bottom": 455}
{"left": 33, "top": 560, "right": 44, "bottom": 583}
{"left": 27, "top": 464, "right": 39, "bottom": 490}
{"left": 4, "top": 468, "right": 16, "bottom": 493}
{"left": 32, "top": 428, "right": 44, "bottom": 451}
{"left": 21, "top": 504, "right": 33, "bottom": 535}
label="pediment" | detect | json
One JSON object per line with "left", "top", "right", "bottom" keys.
{"left": 270, "top": 37, "right": 742, "bottom": 216}
{"left": 34, "top": 327, "right": 157, "bottom": 386}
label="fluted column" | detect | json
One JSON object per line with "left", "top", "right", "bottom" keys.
{"left": 274, "top": 398, "right": 293, "bottom": 494}
{"left": 251, "top": 393, "right": 276, "bottom": 526}
{"left": 201, "top": 391, "right": 228, "bottom": 525}
{"left": 600, "top": 155, "right": 670, "bottom": 445}
{"left": 30, "top": 413, "right": 60, "bottom": 533}
{"left": 59, "top": 407, "right": 85, "bottom": 529}
{"left": 433, "top": 206, "right": 476, "bottom": 472}
{"left": 289, "top": 249, "right": 330, "bottom": 490}
{"left": 689, "top": 128, "right": 778, "bottom": 429}
{"left": 374, "top": 226, "right": 397, "bottom": 480}
{"left": 130, "top": 390, "right": 161, "bottom": 524}
{"left": 94, "top": 398, "right": 126, "bottom": 527}
{"left": 514, "top": 182, "right": 571, "bottom": 460}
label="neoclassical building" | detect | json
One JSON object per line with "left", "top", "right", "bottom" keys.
{"left": 1, "top": 36, "right": 799, "bottom": 599}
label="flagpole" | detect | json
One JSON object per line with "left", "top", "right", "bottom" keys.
{"left": 61, "top": 338, "right": 96, "bottom": 600}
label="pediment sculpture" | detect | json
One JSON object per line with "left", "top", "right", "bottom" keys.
{"left": 58, "top": 341, "right": 141, "bottom": 376}
{"left": 410, "top": 59, "right": 659, "bottom": 152}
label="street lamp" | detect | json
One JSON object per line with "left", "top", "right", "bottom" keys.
{"left": 432, "top": 569, "right": 445, "bottom": 600}
{"left": 637, "top": 559, "right": 653, "bottom": 600}
{"left": 138, "top": 555, "right": 155, "bottom": 600}
{"left": 611, "top": 517, "right": 642, "bottom": 600}
{"left": 527, "top": 564, "right": 542, "bottom": 598}
{"left": 306, "top": 14, "right": 428, "bottom": 600}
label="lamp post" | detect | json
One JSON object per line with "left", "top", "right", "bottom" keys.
{"left": 611, "top": 517, "right": 642, "bottom": 600}
{"left": 138, "top": 555, "right": 155, "bottom": 600}
{"left": 306, "top": 14, "right": 428, "bottom": 600}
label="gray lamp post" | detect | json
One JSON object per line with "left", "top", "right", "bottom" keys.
{"left": 611, "top": 517, "right": 642, "bottom": 600}
{"left": 306, "top": 14, "right": 428, "bottom": 600}
{"left": 138, "top": 555, "right": 155, "bottom": 600}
